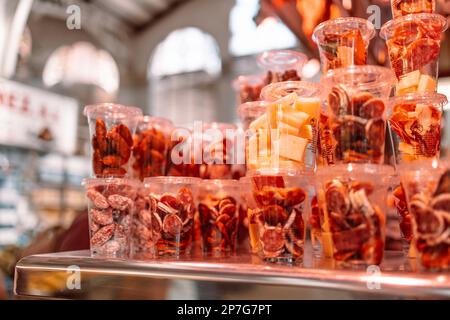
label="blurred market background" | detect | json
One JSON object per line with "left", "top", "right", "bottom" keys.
{"left": 0, "top": 0, "right": 450, "bottom": 297}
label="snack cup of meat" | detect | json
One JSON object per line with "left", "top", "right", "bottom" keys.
{"left": 141, "top": 177, "right": 199, "bottom": 258}
{"left": 312, "top": 17, "right": 375, "bottom": 73}
{"left": 83, "top": 178, "right": 140, "bottom": 258}
{"left": 320, "top": 65, "right": 395, "bottom": 165}
{"left": 389, "top": 93, "right": 447, "bottom": 163}
{"left": 380, "top": 13, "right": 447, "bottom": 96}
{"left": 233, "top": 75, "right": 266, "bottom": 105}
{"left": 201, "top": 122, "right": 237, "bottom": 179}
{"left": 132, "top": 116, "right": 173, "bottom": 180}
{"left": 259, "top": 81, "right": 321, "bottom": 172}
{"left": 257, "top": 50, "right": 306, "bottom": 83}
{"left": 391, "top": 0, "right": 435, "bottom": 18}
{"left": 197, "top": 180, "right": 240, "bottom": 257}
{"left": 316, "top": 164, "right": 392, "bottom": 265}
{"left": 400, "top": 159, "right": 450, "bottom": 270}
{"left": 84, "top": 103, "right": 143, "bottom": 178}
{"left": 310, "top": 181, "right": 325, "bottom": 258}
{"left": 241, "top": 169, "right": 309, "bottom": 264}
{"left": 166, "top": 127, "right": 202, "bottom": 177}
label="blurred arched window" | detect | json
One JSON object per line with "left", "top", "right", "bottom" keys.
{"left": 148, "top": 28, "right": 222, "bottom": 126}
{"left": 149, "top": 27, "right": 221, "bottom": 79}
{"left": 43, "top": 42, "right": 119, "bottom": 95}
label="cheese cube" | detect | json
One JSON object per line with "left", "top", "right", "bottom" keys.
{"left": 278, "top": 122, "right": 299, "bottom": 136}
{"left": 249, "top": 113, "right": 267, "bottom": 131}
{"left": 277, "top": 134, "right": 308, "bottom": 162}
{"left": 299, "top": 124, "right": 313, "bottom": 140}
{"left": 396, "top": 70, "right": 421, "bottom": 95}
{"left": 417, "top": 74, "right": 436, "bottom": 93}
{"left": 280, "top": 111, "right": 310, "bottom": 128}
{"left": 247, "top": 134, "right": 258, "bottom": 165}
{"left": 295, "top": 97, "right": 321, "bottom": 119}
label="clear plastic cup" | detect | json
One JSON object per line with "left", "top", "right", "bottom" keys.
{"left": 84, "top": 103, "right": 143, "bottom": 178}
{"left": 233, "top": 75, "right": 266, "bottom": 105}
{"left": 166, "top": 127, "right": 202, "bottom": 177}
{"left": 389, "top": 93, "right": 447, "bottom": 163}
{"left": 132, "top": 116, "right": 173, "bottom": 180}
{"left": 237, "top": 101, "right": 267, "bottom": 131}
{"left": 257, "top": 50, "right": 306, "bottom": 82}
{"left": 400, "top": 159, "right": 450, "bottom": 270}
{"left": 240, "top": 168, "right": 309, "bottom": 264}
{"left": 315, "top": 164, "right": 392, "bottom": 265}
{"left": 380, "top": 13, "right": 447, "bottom": 96}
{"left": 257, "top": 81, "right": 321, "bottom": 172}
{"left": 197, "top": 179, "right": 240, "bottom": 257}
{"left": 392, "top": 181, "right": 415, "bottom": 256}
{"left": 319, "top": 65, "right": 395, "bottom": 165}
{"left": 141, "top": 177, "right": 200, "bottom": 257}
{"left": 391, "top": 0, "right": 435, "bottom": 18}
{"left": 82, "top": 178, "right": 140, "bottom": 258}
{"left": 312, "top": 17, "right": 375, "bottom": 73}
{"left": 201, "top": 122, "right": 237, "bottom": 179}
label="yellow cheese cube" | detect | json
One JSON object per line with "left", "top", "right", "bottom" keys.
{"left": 295, "top": 97, "right": 321, "bottom": 120}
{"left": 299, "top": 124, "right": 313, "bottom": 140}
{"left": 278, "top": 122, "right": 300, "bottom": 136}
{"left": 280, "top": 111, "right": 309, "bottom": 129}
{"left": 396, "top": 70, "right": 420, "bottom": 95}
{"left": 249, "top": 113, "right": 267, "bottom": 131}
{"left": 247, "top": 134, "right": 258, "bottom": 165}
{"left": 417, "top": 74, "right": 436, "bottom": 93}
{"left": 277, "top": 134, "right": 308, "bottom": 162}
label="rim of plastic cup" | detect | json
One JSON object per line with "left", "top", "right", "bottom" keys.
{"left": 245, "top": 167, "right": 310, "bottom": 177}
{"left": 84, "top": 103, "right": 143, "bottom": 119}
{"left": 389, "top": 92, "right": 448, "bottom": 110}
{"left": 260, "top": 80, "right": 321, "bottom": 102}
{"left": 312, "top": 17, "right": 376, "bottom": 45}
{"left": 143, "top": 176, "right": 201, "bottom": 186}
{"left": 320, "top": 65, "right": 395, "bottom": 93}
{"left": 257, "top": 50, "right": 307, "bottom": 73}
{"left": 141, "top": 115, "right": 174, "bottom": 127}
{"left": 233, "top": 74, "right": 266, "bottom": 90}
{"left": 82, "top": 177, "right": 141, "bottom": 188}
{"left": 237, "top": 101, "right": 268, "bottom": 119}
{"left": 199, "top": 179, "right": 240, "bottom": 188}
{"left": 398, "top": 159, "right": 448, "bottom": 177}
{"left": 380, "top": 13, "right": 448, "bottom": 40}
{"left": 316, "top": 163, "right": 395, "bottom": 177}
{"left": 203, "top": 122, "right": 237, "bottom": 131}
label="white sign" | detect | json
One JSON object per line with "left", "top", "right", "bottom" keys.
{"left": 0, "top": 78, "right": 78, "bottom": 154}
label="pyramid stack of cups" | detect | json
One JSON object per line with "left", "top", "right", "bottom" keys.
{"left": 310, "top": 17, "right": 397, "bottom": 266}
{"left": 379, "top": 0, "right": 449, "bottom": 270}
{"left": 237, "top": 50, "right": 322, "bottom": 264}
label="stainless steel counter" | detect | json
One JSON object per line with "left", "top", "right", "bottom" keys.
{"left": 14, "top": 250, "right": 450, "bottom": 299}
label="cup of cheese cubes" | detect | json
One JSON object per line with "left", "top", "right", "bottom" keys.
{"left": 380, "top": 13, "right": 447, "bottom": 96}
{"left": 246, "top": 81, "right": 321, "bottom": 173}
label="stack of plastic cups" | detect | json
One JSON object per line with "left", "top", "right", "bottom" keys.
{"left": 239, "top": 80, "right": 320, "bottom": 264}
{"left": 380, "top": 1, "right": 449, "bottom": 261}
{"left": 311, "top": 18, "right": 381, "bottom": 260}
{"left": 316, "top": 66, "right": 396, "bottom": 266}
{"left": 232, "top": 50, "right": 307, "bottom": 107}
{"left": 83, "top": 103, "right": 143, "bottom": 258}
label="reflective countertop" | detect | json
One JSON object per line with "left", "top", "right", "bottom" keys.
{"left": 14, "top": 250, "right": 450, "bottom": 299}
